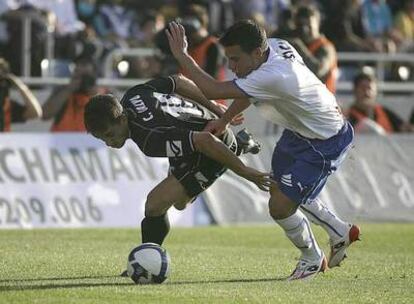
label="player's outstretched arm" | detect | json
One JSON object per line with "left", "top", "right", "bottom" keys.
{"left": 172, "top": 74, "right": 244, "bottom": 125}
{"left": 192, "top": 131, "right": 273, "bottom": 191}
{"left": 166, "top": 21, "right": 246, "bottom": 100}
{"left": 204, "top": 98, "right": 251, "bottom": 136}
{"left": 172, "top": 74, "right": 222, "bottom": 116}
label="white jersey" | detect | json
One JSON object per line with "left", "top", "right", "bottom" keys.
{"left": 234, "top": 38, "right": 344, "bottom": 139}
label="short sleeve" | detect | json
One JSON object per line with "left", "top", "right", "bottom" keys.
{"left": 234, "top": 67, "right": 281, "bottom": 100}
{"left": 141, "top": 76, "right": 176, "bottom": 94}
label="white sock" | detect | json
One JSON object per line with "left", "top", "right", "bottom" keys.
{"left": 300, "top": 197, "right": 350, "bottom": 242}
{"left": 276, "top": 209, "right": 322, "bottom": 262}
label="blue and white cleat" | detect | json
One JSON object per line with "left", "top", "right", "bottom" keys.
{"left": 328, "top": 224, "right": 361, "bottom": 268}
{"left": 287, "top": 254, "right": 327, "bottom": 281}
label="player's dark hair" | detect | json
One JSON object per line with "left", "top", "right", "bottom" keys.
{"left": 84, "top": 94, "right": 123, "bottom": 134}
{"left": 219, "top": 19, "right": 267, "bottom": 53}
{"left": 353, "top": 71, "right": 376, "bottom": 87}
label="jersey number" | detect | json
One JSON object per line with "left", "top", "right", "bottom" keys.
{"left": 278, "top": 42, "right": 295, "bottom": 60}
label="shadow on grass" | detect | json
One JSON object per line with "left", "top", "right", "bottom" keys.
{"left": 0, "top": 275, "right": 119, "bottom": 283}
{"left": 0, "top": 275, "right": 287, "bottom": 292}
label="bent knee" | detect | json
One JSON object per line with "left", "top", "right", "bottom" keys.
{"left": 174, "top": 202, "right": 187, "bottom": 211}
{"left": 268, "top": 195, "right": 298, "bottom": 220}
{"left": 192, "top": 132, "right": 216, "bottom": 152}
{"left": 174, "top": 197, "right": 196, "bottom": 211}
{"left": 145, "top": 202, "right": 164, "bottom": 217}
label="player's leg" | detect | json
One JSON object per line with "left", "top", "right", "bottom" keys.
{"left": 120, "top": 175, "right": 192, "bottom": 277}
{"left": 170, "top": 129, "right": 238, "bottom": 214}
{"left": 301, "top": 198, "right": 361, "bottom": 267}
{"left": 301, "top": 198, "right": 350, "bottom": 241}
{"left": 268, "top": 183, "right": 327, "bottom": 281}
{"left": 270, "top": 130, "right": 333, "bottom": 280}
{"left": 299, "top": 121, "right": 360, "bottom": 267}
{"left": 142, "top": 174, "right": 194, "bottom": 245}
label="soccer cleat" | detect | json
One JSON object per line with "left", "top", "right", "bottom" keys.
{"left": 287, "top": 254, "right": 328, "bottom": 281}
{"left": 236, "top": 128, "right": 261, "bottom": 155}
{"left": 328, "top": 224, "right": 361, "bottom": 268}
{"left": 120, "top": 270, "right": 128, "bottom": 277}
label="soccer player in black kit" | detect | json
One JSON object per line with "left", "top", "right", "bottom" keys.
{"left": 84, "top": 74, "right": 272, "bottom": 247}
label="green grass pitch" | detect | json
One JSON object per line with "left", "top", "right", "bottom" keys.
{"left": 0, "top": 223, "right": 413, "bottom": 304}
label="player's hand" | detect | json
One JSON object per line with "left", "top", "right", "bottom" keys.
{"left": 166, "top": 21, "right": 188, "bottom": 60}
{"left": 241, "top": 167, "right": 275, "bottom": 192}
{"left": 204, "top": 118, "right": 228, "bottom": 136}
{"left": 215, "top": 103, "right": 244, "bottom": 126}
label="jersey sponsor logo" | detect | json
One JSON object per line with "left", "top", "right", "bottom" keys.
{"left": 166, "top": 140, "right": 183, "bottom": 157}
{"left": 281, "top": 173, "right": 292, "bottom": 187}
{"left": 130, "top": 94, "right": 154, "bottom": 121}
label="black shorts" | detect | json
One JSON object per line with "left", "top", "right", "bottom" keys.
{"left": 169, "top": 129, "right": 238, "bottom": 197}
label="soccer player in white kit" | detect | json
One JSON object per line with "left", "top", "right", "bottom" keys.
{"left": 167, "top": 19, "right": 361, "bottom": 281}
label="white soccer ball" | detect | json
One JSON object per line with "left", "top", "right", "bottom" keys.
{"left": 126, "top": 243, "right": 171, "bottom": 284}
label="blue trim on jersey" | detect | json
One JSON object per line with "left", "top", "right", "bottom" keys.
{"left": 232, "top": 79, "right": 254, "bottom": 98}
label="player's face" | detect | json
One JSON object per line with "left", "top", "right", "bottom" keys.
{"left": 94, "top": 115, "right": 129, "bottom": 149}
{"left": 224, "top": 45, "right": 260, "bottom": 78}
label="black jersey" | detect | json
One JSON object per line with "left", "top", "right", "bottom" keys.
{"left": 121, "top": 76, "right": 219, "bottom": 158}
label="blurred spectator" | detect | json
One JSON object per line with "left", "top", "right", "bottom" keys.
{"left": 388, "top": 0, "right": 405, "bottom": 15}
{"left": 360, "top": 0, "right": 398, "bottom": 53}
{"left": 126, "top": 10, "right": 165, "bottom": 78}
{"left": 289, "top": 5, "right": 338, "bottom": 93}
{"left": 20, "top": 0, "right": 84, "bottom": 60}
{"left": 233, "top": 0, "right": 289, "bottom": 34}
{"left": 76, "top": 0, "right": 99, "bottom": 28}
{"left": 94, "top": 0, "right": 139, "bottom": 49}
{"left": 179, "top": 4, "right": 227, "bottom": 104}
{"left": 1, "top": 0, "right": 85, "bottom": 75}
{"left": 0, "top": 0, "right": 20, "bottom": 51}
{"left": 178, "top": 0, "right": 234, "bottom": 35}
{"left": 42, "top": 56, "right": 106, "bottom": 132}
{"left": 347, "top": 71, "right": 414, "bottom": 133}
{"left": 136, "top": 10, "right": 165, "bottom": 48}
{"left": 324, "top": 0, "right": 374, "bottom": 52}
{"left": 19, "top": 0, "right": 83, "bottom": 35}
{"left": 74, "top": 0, "right": 105, "bottom": 66}
{"left": 0, "top": 57, "right": 42, "bottom": 131}
{"left": 393, "top": 0, "right": 414, "bottom": 52}
{"left": 2, "top": 5, "right": 50, "bottom": 76}
{"left": 271, "top": 5, "right": 297, "bottom": 40}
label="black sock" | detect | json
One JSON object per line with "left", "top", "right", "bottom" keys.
{"left": 141, "top": 214, "right": 170, "bottom": 245}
